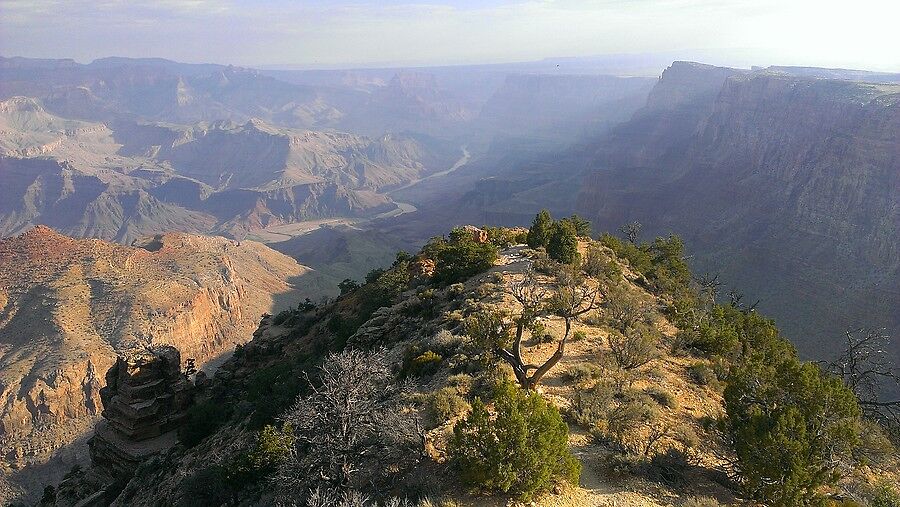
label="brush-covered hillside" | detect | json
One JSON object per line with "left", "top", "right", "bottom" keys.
{"left": 35, "top": 215, "right": 900, "bottom": 507}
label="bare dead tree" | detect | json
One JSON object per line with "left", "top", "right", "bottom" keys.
{"left": 694, "top": 272, "right": 722, "bottom": 304}
{"left": 619, "top": 221, "right": 643, "bottom": 244}
{"left": 278, "top": 349, "right": 421, "bottom": 496}
{"left": 828, "top": 328, "right": 900, "bottom": 429}
{"left": 726, "top": 289, "right": 759, "bottom": 313}
{"left": 493, "top": 268, "right": 600, "bottom": 390}
{"left": 608, "top": 326, "right": 658, "bottom": 370}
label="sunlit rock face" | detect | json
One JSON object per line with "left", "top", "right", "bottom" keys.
{"left": 0, "top": 226, "right": 307, "bottom": 485}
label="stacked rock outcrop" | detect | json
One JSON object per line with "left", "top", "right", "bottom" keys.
{"left": 88, "top": 346, "right": 193, "bottom": 475}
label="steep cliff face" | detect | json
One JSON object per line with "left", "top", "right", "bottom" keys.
{"left": 0, "top": 226, "right": 309, "bottom": 500}
{"left": 593, "top": 61, "right": 746, "bottom": 169}
{"left": 577, "top": 64, "right": 900, "bottom": 362}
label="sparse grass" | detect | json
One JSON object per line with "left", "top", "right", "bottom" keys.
{"left": 426, "top": 387, "right": 470, "bottom": 427}
{"left": 687, "top": 363, "right": 717, "bottom": 387}
{"left": 681, "top": 496, "right": 724, "bottom": 507}
{"left": 645, "top": 386, "right": 678, "bottom": 409}
{"left": 566, "top": 362, "right": 603, "bottom": 383}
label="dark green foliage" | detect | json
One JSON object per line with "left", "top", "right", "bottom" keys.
{"left": 687, "top": 363, "right": 717, "bottom": 386}
{"left": 608, "top": 326, "right": 658, "bottom": 370}
{"left": 450, "top": 381, "right": 581, "bottom": 500}
{"left": 560, "top": 214, "right": 592, "bottom": 237}
{"left": 227, "top": 424, "right": 294, "bottom": 484}
{"left": 338, "top": 278, "right": 360, "bottom": 295}
{"left": 297, "top": 298, "right": 317, "bottom": 312}
{"left": 547, "top": 220, "right": 579, "bottom": 264}
{"left": 526, "top": 209, "right": 553, "bottom": 249}
{"left": 365, "top": 268, "right": 385, "bottom": 284}
{"left": 40, "top": 486, "right": 56, "bottom": 504}
{"left": 724, "top": 341, "right": 861, "bottom": 505}
{"left": 393, "top": 250, "right": 412, "bottom": 266}
{"left": 179, "top": 400, "right": 228, "bottom": 447}
{"left": 327, "top": 314, "right": 363, "bottom": 347}
{"left": 424, "top": 231, "right": 498, "bottom": 285}
{"left": 643, "top": 448, "right": 690, "bottom": 489}
{"left": 179, "top": 466, "right": 232, "bottom": 506}
{"left": 646, "top": 235, "right": 691, "bottom": 294}
{"left": 426, "top": 387, "right": 470, "bottom": 426}
{"left": 583, "top": 244, "right": 621, "bottom": 280}
{"left": 464, "top": 309, "right": 511, "bottom": 364}
{"left": 363, "top": 262, "right": 410, "bottom": 311}
{"left": 272, "top": 309, "right": 294, "bottom": 326}
{"left": 482, "top": 226, "right": 520, "bottom": 249}
{"left": 599, "top": 233, "right": 692, "bottom": 296}
{"left": 565, "top": 362, "right": 603, "bottom": 383}
{"left": 871, "top": 480, "right": 900, "bottom": 507}
{"left": 401, "top": 344, "right": 443, "bottom": 377}
{"left": 245, "top": 361, "right": 304, "bottom": 427}
{"left": 674, "top": 303, "right": 744, "bottom": 357}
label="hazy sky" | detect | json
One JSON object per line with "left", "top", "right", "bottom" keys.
{"left": 2, "top": 0, "right": 899, "bottom": 71}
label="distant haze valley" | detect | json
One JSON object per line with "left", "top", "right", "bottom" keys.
{"left": 2, "top": 55, "right": 897, "bottom": 354}
{"left": 0, "top": 54, "right": 898, "bottom": 502}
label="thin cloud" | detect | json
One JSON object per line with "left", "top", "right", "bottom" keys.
{"left": 0, "top": 0, "right": 897, "bottom": 71}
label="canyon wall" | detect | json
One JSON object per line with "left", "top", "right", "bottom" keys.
{"left": 0, "top": 226, "right": 309, "bottom": 501}
{"left": 577, "top": 64, "right": 900, "bottom": 363}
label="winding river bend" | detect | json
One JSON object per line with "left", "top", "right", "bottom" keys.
{"left": 250, "top": 145, "right": 471, "bottom": 242}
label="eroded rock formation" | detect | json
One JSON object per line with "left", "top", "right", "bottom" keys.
{"left": 0, "top": 226, "right": 309, "bottom": 502}
{"left": 89, "top": 346, "right": 192, "bottom": 476}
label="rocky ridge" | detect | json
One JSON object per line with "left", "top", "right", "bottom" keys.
{"left": 0, "top": 226, "right": 309, "bottom": 502}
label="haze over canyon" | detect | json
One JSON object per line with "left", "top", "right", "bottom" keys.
{"left": 0, "top": 38, "right": 898, "bottom": 506}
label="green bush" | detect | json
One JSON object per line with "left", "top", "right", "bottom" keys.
{"left": 427, "top": 387, "right": 471, "bottom": 426}
{"left": 608, "top": 325, "right": 658, "bottom": 370}
{"left": 560, "top": 215, "right": 592, "bottom": 237}
{"left": 272, "top": 309, "right": 296, "bottom": 326}
{"left": 424, "top": 231, "right": 498, "bottom": 285}
{"left": 674, "top": 304, "right": 743, "bottom": 357}
{"left": 687, "top": 363, "right": 717, "bottom": 386}
{"left": 450, "top": 381, "right": 581, "bottom": 500}
{"left": 724, "top": 344, "right": 860, "bottom": 505}
{"left": 547, "top": 220, "right": 579, "bottom": 264}
{"left": 645, "top": 386, "right": 678, "bottom": 409}
{"left": 566, "top": 362, "right": 602, "bottom": 383}
{"left": 338, "top": 278, "right": 360, "bottom": 295}
{"left": 427, "top": 329, "right": 465, "bottom": 356}
{"left": 179, "top": 466, "right": 231, "bottom": 506}
{"left": 871, "top": 479, "right": 900, "bottom": 507}
{"left": 178, "top": 400, "right": 228, "bottom": 447}
{"left": 482, "top": 226, "right": 521, "bottom": 249}
{"left": 401, "top": 346, "right": 443, "bottom": 377}
{"left": 245, "top": 360, "right": 303, "bottom": 426}
{"left": 599, "top": 233, "right": 691, "bottom": 296}
{"left": 227, "top": 423, "right": 294, "bottom": 483}
{"left": 526, "top": 210, "right": 553, "bottom": 249}
{"left": 570, "top": 379, "right": 617, "bottom": 431}
{"left": 529, "top": 320, "right": 547, "bottom": 340}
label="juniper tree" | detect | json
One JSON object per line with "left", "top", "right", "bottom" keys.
{"left": 526, "top": 209, "right": 553, "bottom": 249}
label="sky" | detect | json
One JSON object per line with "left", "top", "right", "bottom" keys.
{"left": 1, "top": 0, "right": 899, "bottom": 71}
